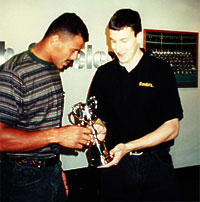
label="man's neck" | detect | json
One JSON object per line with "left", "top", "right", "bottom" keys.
{"left": 31, "top": 40, "right": 52, "bottom": 63}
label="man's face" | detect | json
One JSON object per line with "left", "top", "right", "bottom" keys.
{"left": 51, "top": 34, "right": 84, "bottom": 70}
{"left": 109, "top": 27, "right": 140, "bottom": 65}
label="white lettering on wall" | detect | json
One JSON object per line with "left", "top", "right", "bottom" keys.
{"left": 0, "top": 41, "right": 112, "bottom": 68}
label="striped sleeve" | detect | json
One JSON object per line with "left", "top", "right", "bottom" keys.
{"left": 0, "top": 68, "right": 23, "bottom": 126}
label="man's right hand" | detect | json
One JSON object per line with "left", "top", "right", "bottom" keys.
{"left": 0, "top": 122, "right": 93, "bottom": 152}
{"left": 55, "top": 125, "right": 93, "bottom": 149}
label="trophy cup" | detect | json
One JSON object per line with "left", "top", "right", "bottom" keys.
{"left": 71, "top": 96, "right": 112, "bottom": 167}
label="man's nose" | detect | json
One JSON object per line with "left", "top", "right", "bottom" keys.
{"left": 70, "top": 52, "right": 79, "bottom": 61}
{"left": 115, "top": 42, "right": 122, "bottom": 53}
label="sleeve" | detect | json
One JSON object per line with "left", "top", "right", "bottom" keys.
{"left": 156, "top": 60, "right": 183, "bottom": 123}
{"left": 88, "top": 68, "right": 108, "bottom": 122}
{"left": 0, "top": 69, "right": 23, "bottom": 126}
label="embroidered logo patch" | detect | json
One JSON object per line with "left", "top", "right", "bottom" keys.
{"left": 139, "top": 82, "right": 154, "bottom": 88}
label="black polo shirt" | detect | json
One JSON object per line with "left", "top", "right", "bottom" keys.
{"left": 89, "top": 52, "right": 183, "bottom": 150}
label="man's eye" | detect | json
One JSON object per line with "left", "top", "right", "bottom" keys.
{"left": 122, "top": 39, "right": 128, "bottom": 43}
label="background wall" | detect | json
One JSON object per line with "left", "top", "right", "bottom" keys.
{"left": 0, "top": 0, "right": 199, "bottom": 169}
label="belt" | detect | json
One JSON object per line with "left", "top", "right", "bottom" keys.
{"left": 129, "top": 151, "right": 144, "bottom": 156}
{"left": 9, "top": 156, "right": 59, "bottom": 168}
{"left": 129, "top": 147, "right": 170, "bottom": 156}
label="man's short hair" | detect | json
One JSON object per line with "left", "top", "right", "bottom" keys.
{"left": 108, "top": 9, "right": 142, "bottom": 36}
{"left": 43, "top": 13, "right": 89, "bottom": 42}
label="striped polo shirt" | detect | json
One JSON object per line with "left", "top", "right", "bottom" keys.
{"left": 0, "top": 50, "right": 64, "bottom": 158}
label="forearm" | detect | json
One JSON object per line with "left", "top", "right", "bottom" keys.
{"left": 125, "top": 118, "right": 180, "bottom": 152}
{"left": 0, "top": 122, "right": 92, "bottom": 152}
{"left": 101, "top": 118, "right": 180, "bottom": 168}
{"left": 0, "top": 123, "right": 57, "bottom": 152}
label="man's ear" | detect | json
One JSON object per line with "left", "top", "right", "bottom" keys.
{"left": 136, "top": 32, "right": 143, "bottom": 44}
{"left": 49, "top": 34, "right": 60, "bottom": 47}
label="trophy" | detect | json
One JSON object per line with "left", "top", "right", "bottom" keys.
{"left": 71, "top": 96, "right": 112, "bottom": 167}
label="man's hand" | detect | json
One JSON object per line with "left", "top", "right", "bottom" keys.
{"left": 93, "top": 123, "right": 106, "bottom": 142}
{"left": 61, "top": 170, "right": 69, "bottom": 196}
{"left": 98, "top": 143, "right": 129, "bottom": 168}
{"left": 55, "top": 125, "right": 92, "bottom": 149}
{"left": 93, "top": 118, "right": 107, "bottom": 142}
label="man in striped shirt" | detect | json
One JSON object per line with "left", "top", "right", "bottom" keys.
{"left": 0, "top": 13, "right": 106, "bottom": 202}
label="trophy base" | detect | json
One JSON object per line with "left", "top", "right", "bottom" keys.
{"left": 87, "top": 145, "right": 112, "bottom": 167}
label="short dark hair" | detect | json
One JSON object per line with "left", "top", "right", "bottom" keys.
{"left": 43, "top": 13, "right": 89, "bottom": 42}
{"left": 108, "top": 9, "right": 142, "bottom": 36}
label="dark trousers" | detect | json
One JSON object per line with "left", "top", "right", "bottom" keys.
{"left": 0, "top": 158, "right": 67, "bottom": 202}
{"left": 100, "top": 149, "right": 180, "bottom": 201}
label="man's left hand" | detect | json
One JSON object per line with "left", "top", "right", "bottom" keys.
{"left": 98, "top": 143, "right": 129, "bottom": 168}
{"left": 62, "top": 170, "right": 69, "bottom": 196}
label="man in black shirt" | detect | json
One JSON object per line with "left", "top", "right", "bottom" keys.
{"left": 89, "top": 9, "right": 183, "bottom": 201}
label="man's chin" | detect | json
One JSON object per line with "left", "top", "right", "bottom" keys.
{"left": 117, "top": 56, "right": 127, "bottom": 64}
{"left": 63, "top": 65, "right": 71, "bottom": 70}
{"left": 119, "top": 60, "right": 127, "bottom": 65}
{"left": 59, "top": 61, "right": 74, "bottom": 72}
